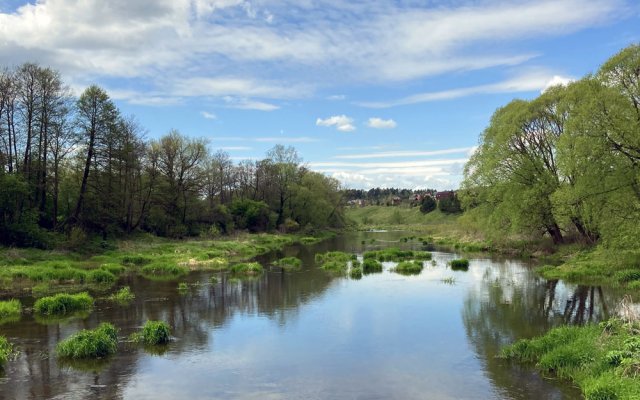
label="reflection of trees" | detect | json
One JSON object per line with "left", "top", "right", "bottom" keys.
{"left": 462, "top": 259, "right": 622, "bottom": 399}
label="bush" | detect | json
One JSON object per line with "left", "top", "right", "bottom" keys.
{"left": 439, "top": 195, "right": 462, "bottom": 214}
{"left": 230, "top": 199, "right": 273, "bottom": 232}
{"left": 0, "top": 299, "right": 21, "bottom": 319}
{"left": 420, "top": 196, "right": 437, "bottom": 214}
{"left": 0, "top": 336, "right": 13, "bottom": 367}
{"left": 34, "top": 292, "right": 94, "bottom": 315}
{"left": 229, "top": 262, "right": 263, "bottom": 275}
{"left": 56, "top": 323, "right": 118, "bottom": 359}
{"left": 450, "top": 259, "right": 470, "bottom": 270}
{"left": 131, "top": 320, "right": 171, "bottom": 345}
{"left": 393, "top": 261, "right": 424, "bottom": 275}
{"left": 87, "top": 269, "right": 116, "bottom": 284}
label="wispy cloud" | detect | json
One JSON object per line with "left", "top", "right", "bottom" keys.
{"left": 222, "top": 96, "right": 279, "bottom": 111}
{"left": 316, "top": 115, "right": 356, "bottom": 132}
{"left": 201, "top": 111, "right": 217, "bottom": 119}
{"left": 366, "top": 117, "right": 397, "bottom": 129}
{"left": 254, "top": 136, "right": 319, "bottom": 143}
{"left": 334, "top": 147, "right": 474, "bottom": 159}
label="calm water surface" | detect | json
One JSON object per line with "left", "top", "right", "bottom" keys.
{"left": 0, "top": 231, "right": 627, "bottom": 399}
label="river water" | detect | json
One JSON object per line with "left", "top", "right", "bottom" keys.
{"left": 0, "top": 231, "right": 627, "bottom": 399}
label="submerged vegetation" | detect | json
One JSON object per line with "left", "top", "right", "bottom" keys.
{"left": 56, "top": 323, "right": 118, "bottom": 359}
{"left": 272, "top": 257, "right": 302, "bottom": 271}
{"left": 108, "top": 287, "right": 135, "bottom": 304}
{"left": 34, "top": 292, "right": 93, "bottom": 315}
{"left": 0, "top": 336, "right": 13, "bottom": 367}
{"left": 362, "top": 259, "right": 383, "bottom": 274}
{"left": 0, "top": 299, "right": 21, "bottom": 320}
{"left": 364, "top": 248, "right": 431, "bottom": 262}
{"left": 502, "top": 317, "right": 640, "bottom": 400}
{"left": 450, "top": 259, "right": 470, "bottom": 270}
{"left": 131, "top": 321, "right": 171, "bottom": 346}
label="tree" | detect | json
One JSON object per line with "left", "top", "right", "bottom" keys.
{"left": 420, "top": 196, "right": 437, "bottom": 214}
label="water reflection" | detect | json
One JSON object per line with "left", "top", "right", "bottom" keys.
{"left": 0, "top": 232, "right": 634, "bottom": 399}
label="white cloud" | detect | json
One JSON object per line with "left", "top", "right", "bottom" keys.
{"left": 316, "top": 115, "right": 356, "bottom": 132}
{"left": 254, "top": 136, "right": 319, "bottom": 143}
{"left": 334, "top": 147, "right": 474, "bottom": 159}
{"left": 366, "top": 117, "right": 397, "bottom": 129}
{"left": 327, "top": 94, "right": 346, "bottom": 101}
{"left": 218, "top": 146, "right": 251, "bottom": 151}
{"left": 542, "top": 75, "right": 575, "bottom": 92}
{"left": 222, "top": 96, "right": 279, "bottom": 111}
{"left": 201, "top": 111, "right": 217, "bottom": 119}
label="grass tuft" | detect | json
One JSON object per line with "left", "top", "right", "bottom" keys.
{"left": 392, "top": 261, "right": 424, "bottom": 275}
{"left": 362, "top": 259, "right": 383, "bottom": 274}
{"left": 272, "top": 257, "right": 302, "bottom": 270}
{"left": 34, "top": 292, "right": 93, "bottom": 315}
{"left": 130, "top": 320, "right": 171, "bottom": 345}
{"left": 229, "top": 262, "right": 264, "bottom": 276}
{"left": 56, "top": 323, "right": 118, "bottom": 359}
{"left": 0, "top": 299, "right": 21, "bottom": 319}
{"left": 108, "top": 287, "right": 135, "bottom": 304}
{"left": 450, "top": 259, "right": 470, "bottom": 270}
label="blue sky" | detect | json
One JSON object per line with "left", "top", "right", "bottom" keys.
{"left": 1, "top": 0, "right": 638, "bottom": 189}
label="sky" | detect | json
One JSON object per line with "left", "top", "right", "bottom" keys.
{"left": 0, "top": 0, "right": 638, "bottom": 190}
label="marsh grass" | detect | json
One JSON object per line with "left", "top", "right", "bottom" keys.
{"left": 441, "top": 277, "right": 456, "bottom": 285}
{"left": 229, "top": 262, "right": 263, "bottom": 276}
{"left": 177, "top": 282, "right": 189, "bottom": 292}
{"left": 362, "top": 259, "right": 383, "bottom": 274}
{"left": 130, "top": 320, "right": 171, "bottom": 345}
{"left": 0, "top": 299, "right": 21, "bottom": 319}
{"left": 349, "top": 266, "right": 363, "bottom": 279}
{"left": 502, "top": 318, "right": 640, "bottom": 400}
{"left": 363, "top": 248, "right": 431, "bottom": 262}
{"left": 450, "top": 259, "right": 470, "bottom": 270}
{"left": 34, "top": 292, "right": 93, "bottom": 315}
{"left": 272, "top": 257, "right": 302, "bottom": 270}
{"left": 392, "top": 261, "right": 424, "bottom": 275}
{"left": 56, "top": 323, "right": 118, "bottom": 359}
{"left": 109, "top": 286, "right": 135, "bottom": 304}
{"left": 141, "top": 262, "right": 188, "bottom": 279}
{"left": 0, "top": 336, "right": 13, "bottom": 367}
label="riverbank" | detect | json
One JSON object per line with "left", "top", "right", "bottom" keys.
{"left": 0, "top": 231, "right": 336, "bottom": 296}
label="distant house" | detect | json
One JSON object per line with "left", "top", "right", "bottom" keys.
{"left": 435, "top": 191, "right": 455, "bottom": 201}
{"left": 391, "top": 196, "right": 402, "bottom": 206}
{"left": 347, "top": 199, "right": 366, "bottom": 207}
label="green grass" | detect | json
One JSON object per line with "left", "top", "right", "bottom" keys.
{"left": 272, "top": 257, "right": 302, "bottom": 270}
{"left": 441, "top": 277, "right": 456, "bottom": 285}
{"left": 392, "top": 261, "right": 424, "bottom": 275}
{"left": 0, "top": 336, "right": 13, "bottom": 367}
{"left": 34, "top": 292, "right": 94, "bottom": 315}
{"left": 108, "top": 286, "right": 135, "bottom": 304}
{"left": 349, "top": 265, "right": 363, "bottom": 279}
{"left": 177, "top": 282, "right": 189, "bottom": 291}
{"left": 316, "top": 251, "right": 355, "bottom": 275}
{"left": 0, "top": 299, "right": 21, "bottom": 319}
{"left": 56, "top": 323, "right": 118, "bottom": 359}
{"left": 502, "top": 319, "right": 640, "bottom": 400}
{"left": 450, "top": 259, "right": 470, "bottom": 270}
{"left": 130, "top": 320, "right": 171, "bottom": 345}
{"left": 229, "top": 262, "right": 264, "bottom": 276}
{"left": 320, "top": 260, "right": 349, "bottom": 274}
{"left": 362, "top": 259, "right": 383, "bottom": 274}
{"left": 141, "top": 262, "right": 188, "bottom": 279}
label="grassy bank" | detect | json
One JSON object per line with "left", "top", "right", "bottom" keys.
{"left": 0, "top": 231, "right": 335, "bottom": 295}
{"left": 502, "top": 316, "right": 640, "bottom": 400}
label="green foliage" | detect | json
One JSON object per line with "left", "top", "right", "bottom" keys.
{"left": 450, "top": 259, "right": 470, "bottom": 270}
{"left": 0, "top": 336, "right": 14, "bottom": 367}
{"left": 87, "top": 269, "right": 116, "bottom": 284}
{"left": 392, "top": 261, "right": 424, "bottom": 275}
{"left": 320, "top": 260, "right": 349, "bottom": 274}
{"left": 229, "top": 262, "right": 263, "bottom": 276}
{"left": 34, "top": 292, "right": 94, "bottom": 315}
{"left": 420, "top": 196, "right": 437, "bottom": 214}
{"left": 141, "top": 262, "right": 187, "bottom": 278}
{"left": 362, "top": 259, "right": 383, "bottom": 274}
{"left": 131, "top": 320, "right": 171, "bottom": 345}
{"left": 230, "top": 199, "right": 274, "bottom": 232}
{"left": 315, "top": 251, "right": 355, "bottom": 264}
{"left": 272, "top": 256, "right": 302, "bottom": 270}
{"left": 57, "top": 323, "right": 117, "bottom": 359}
{"left": 109, "top": 287, "right": 135, "bottom": 304}
{"left": 120, "top": 255, "right": 151, "bottom": 266}
{"left": 177, "top": 282, "right": 188, "bottom": 291}
{"left": 438, "top": 195, "right": 462, "bottom": 214}
{"left": 364, "top": 248, "right": 431, "bottom": 262}
{"left": 349, "top": 265, "right": 363, "bottom": 279}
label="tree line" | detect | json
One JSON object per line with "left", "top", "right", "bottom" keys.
{"left": 461, "top": 44, "right": 640, "bottom": 248}
{"left": 0, "top": 64, "right": 344, "bottom": 247}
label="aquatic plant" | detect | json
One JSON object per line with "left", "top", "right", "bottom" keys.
{"left": 315, "top": 251, "right": 355, "bottom": 264}
{"left": 393, "top": 261, "right": 424, "bottom": 275}
{"left": 34, "top": 292, "right": 93, "bottom": 315}
{"left": 0, "top": 299, "right": 21, "bottom": 319}
{"left": 230, "top": 262, "right": 264, "bottom": 276}
{"left": 272, "top": 257, "right": 302, "bottom": 270}
{"left": 87, "top": 269, "right": 116, "bottom": 284}
{"left": 56, "top": 323, "right": 118, "bottom": 359}
{"left": 362, "top": 259, "right": 383, "bottom": 274}
{"left": 141, "top": 262, "right": 188, "bottom": 278}
{"left": 131, "top": 320, "right": 171, "bottom": 345}
{"left": 209, "top": 275, "right": 219, "bottom": 284}
{"left": 0, "top": 336, "right": 14, "bottom": 367}
{"left": 364, "top": 248, "right": 431, "bottom": 262}
{"left": 109, "top": 287, "right": 135, "bottom": 303}
{"left": 450, "top": 259, "right": 470, "bottom": 270}
{"left": 349, "top": 266, "right": 363, "bottom": 279}
{"left": 441, "top": 277, "right": 456, "bottom": 285}
{"left": 120, "top": 255, "right": 151, "bottom": 266}
{"left": 320, "top": 260, "right": 349, "bottom": 274}
{"left": 178, "top": 282, "right": 189, "bottom": 291}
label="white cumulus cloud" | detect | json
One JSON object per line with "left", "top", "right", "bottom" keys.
{"left": 316, "top": 115, "right": 356, "bottom": 132}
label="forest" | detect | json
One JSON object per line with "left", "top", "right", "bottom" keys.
{"left": 0, "top": 66, "right": 345, "bottom": 248}
{"left": 460, "top": 44, "right": 640, "bottom": 250}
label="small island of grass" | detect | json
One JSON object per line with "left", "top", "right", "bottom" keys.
{"left": 34, "top": 292, "right": 93, "bottom": 315}
{"left": 56, "top": 323, "right": 118, "bottom": 359}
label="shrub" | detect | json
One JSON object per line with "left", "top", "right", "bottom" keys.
{"left": 131, "top": 320, "right": 171, "bottom": 345}
{"left": 229, "top": 199, "right": 273, "bottom": 232}
{"left": 0, "top": 299, "right": 21, "bottom": 319}
{"left": 362, "top": 259, "right": 383, "bottom": 274}
{"left": 34, "top": 292, "right": 93, "bottom": 315}
{"left": 229, "top": 262, "right": 263, "bottom": 276}
{"left": 0, "top": 336, "right": 13, "bottom": 367}
{"left": 56, "top": 323, "right": 118, "bottom": 359}
{"left": 109, "top": 287, "right": 135, "bottom": 303}
{"left": 393, "top": 261, "right": 424, "bottom": 275}
{"left": 450, "top": 259, "right": 470, "bottom": 270}
{"left": 272, "top": 257, "right": 302, "bottom": 270}
{"left": 420, "top": 196, "right": 437, "bottom": 213}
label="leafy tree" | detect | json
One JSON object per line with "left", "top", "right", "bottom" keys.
{"left": 420, "top": 196, "right": 437, "bottom": 213}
